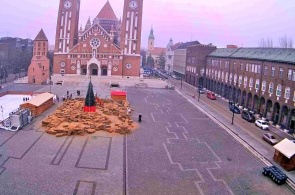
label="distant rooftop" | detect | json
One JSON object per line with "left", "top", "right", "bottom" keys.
{"left": 176, "top": 41, "right": 200, "bottom": 50}
{"left": 208, "top": 48, "right": 295, "bottom": 65}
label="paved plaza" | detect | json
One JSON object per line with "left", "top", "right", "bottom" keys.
{"left": 0, "top": 82, "right": 293, "bottom": 194}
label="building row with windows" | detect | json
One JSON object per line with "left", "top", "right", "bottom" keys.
{"left": 185, "top": 47, "right": 295, "bottom": 135}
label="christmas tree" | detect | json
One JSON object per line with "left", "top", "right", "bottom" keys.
{"left": 84, "top": 80, "right": 96, "bottom": 112}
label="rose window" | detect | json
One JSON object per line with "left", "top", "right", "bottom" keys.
{"left": 90, "top": 38, "right": 100, "bottom": 47}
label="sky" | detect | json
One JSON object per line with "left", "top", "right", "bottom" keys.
{"left": 0, "top": 0, "right": 295, "bottom": 49}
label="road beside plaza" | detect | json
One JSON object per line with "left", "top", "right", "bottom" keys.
{"left": 167, "top": 78, "right": 295, "bottom": 189}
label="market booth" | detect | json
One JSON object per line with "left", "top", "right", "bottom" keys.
{"left": 273, "top": 138, "right": 295, "bottom": 171}
{"left": 111, "top": 91, "right": 127, "bottom": 101}
{"left": 20, "top": 92, "right": 54, "bottom": 117}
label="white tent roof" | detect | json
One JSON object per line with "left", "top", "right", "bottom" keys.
{"left": 273, "top": 138, "right": 295, "bottom": 159}
{"left": 25, "top": 93, "right": 54, "bottom": 107}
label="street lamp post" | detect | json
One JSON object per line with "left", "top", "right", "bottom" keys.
{"left": 231, "top": 82, "right": 238, "bottom": 125}
{"left": 49, "top": 76, "right": 52, "bottom": 93}
{"left": 181, "top": 76, "right": 182, "bottom": 89}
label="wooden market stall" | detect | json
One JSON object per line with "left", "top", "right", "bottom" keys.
{"left": 20, "top": 92, "right": 55, "bottom": 117}
{"left": 273, "top": 138, "right": 295, "bottom": 171}
{"left": 111, "top": 91, "right": 127, "bottom": 101}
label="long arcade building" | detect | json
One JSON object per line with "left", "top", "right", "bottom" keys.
{"left": 185, "top": 47, "right": 295, "bottom": 134}
{"left": 53, "top": 0, "right": 143, "bottom": 77}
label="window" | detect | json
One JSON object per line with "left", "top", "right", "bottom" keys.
{"left": 234, "top": 74, "right": 237, "bottom": 84}
{"left": 262, "top": 81, "right": 266, "bottom": 92}
{"left": 276, "top": 85, "right": 282, "bottom": 97}
{"left": 285, "top": 87, "right": 290, "bottom": 99}
{"left": 225, "top": 61, "right": 229, "bottom": 68}
{"left": 293, "top": 91, "right": 295, "bottom": 102}
{"left": 258, "top": 65, "right": 261, "bottom": 74}
{"left": 293, "top": 70, "right": 295, "bottom": 81}
{"left": 255, "top": 79, "right": 260, "bottom": 89}
{"left": 225, "top": 72, "right": 228, "bottom": 83}
{"left": 230, "top": 73, "right": 233, "bottom": 82}
{"left": 218, "top": 71, "right": 221, "bottom": 79}
{"left": 249, "top": 78, "right": 253, "bottom": 88}
{"left": 222, "top": 72, "right": 224, "bottom": 80}
{"left": 246, "top": 63, "right": 249, "bottom": 71}
{"left": 269, "top": 83, "right": 274, "bottom": 94}
{"left": 233, "top": 62, "right": 236, "bottom": 70}
{"left": 255, "top": 65, "right": 258, "bottom": 73}
{"left": 240, "top": 63, "right": 243, "bottom": 71}
{"left": 244, "top": 76, "right": 248, "bottom": 86}
{"left": 279, "top": 67, "right": 283, "bottom": 78}
{"left": 288, "top": 69, "right": 292, "bottom": 80}
{"left": 239, "top": 75, "right": 242, "bottom": 85}
{"left": 271, "top": 66, "right": 275, "bottom": 77}
{"left": 252, "top": 64, "right": 255, "bottom": 72}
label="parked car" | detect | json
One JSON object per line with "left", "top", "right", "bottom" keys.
{"left": 255, "top": 120, "right": 269, "bottom": 130}
{"left": 263, "top": 133, "right": 279, "bottom": 145}
{"left": 229, "top": 104, "right": 240, "bottom": 114}
{"left": 241, "top": 111, "right": 255, "bottom": 122}
{"left": 197, "top": 89, "right": 204, "bottom": 94}
{"left": 207, "top": 92, "right": 216, "bottom": 100}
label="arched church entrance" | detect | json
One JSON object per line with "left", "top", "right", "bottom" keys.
{"left": 89, "top": 64, "right": 98, "bottom": 76}
{"left": 101, "top": 66, "right": 108, "bottom": 76}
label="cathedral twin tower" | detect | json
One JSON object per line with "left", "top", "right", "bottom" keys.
{"left": 53, "top": 0, "right": 143, "bottom": 77}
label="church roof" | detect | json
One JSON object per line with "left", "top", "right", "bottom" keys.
{"left": 96, "top": 1, "right": 117, "bottom": 20}
{"left": 149, "top": 47, "right": 166, "bottom": 55}
{"left": 34, "top": 29, "right": 48, "bottom": 41}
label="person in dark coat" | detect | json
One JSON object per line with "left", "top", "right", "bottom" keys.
{"left": 139, "top": 113, "right": 142, "bottom": 122}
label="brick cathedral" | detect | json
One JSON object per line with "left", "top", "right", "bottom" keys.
{"left": 53, "top": 0, "right": 143, "bottom": 77}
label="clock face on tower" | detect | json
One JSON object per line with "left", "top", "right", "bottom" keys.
{"left": 64, "top": 1, "right": 72, "bottom": 9}
{"left": 129, "top": 1, "right": 138, "bottom": 9}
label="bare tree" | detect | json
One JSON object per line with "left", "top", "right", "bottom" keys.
{"left": 259, "top": 35, "right": 293, "bottom": 48}
{"left": 258, "top": 37, "right": 273, "bottom": 48}
{"left": 279, "top": 35, "right": 293, "bottom": 48}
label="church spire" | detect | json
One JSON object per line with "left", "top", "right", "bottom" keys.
{"left": 85, "top": 17, "right": 91, "bottom": 31}
{"left": 149, "top": 26, "right": 155, "bottom": 40}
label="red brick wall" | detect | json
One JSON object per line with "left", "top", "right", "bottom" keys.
{"left": 122, "top": 55, "right": 140, "bottom": 77}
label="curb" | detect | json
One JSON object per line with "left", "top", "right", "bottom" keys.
{"left": 175, "top": 88, "right": 295, "bottom": 192}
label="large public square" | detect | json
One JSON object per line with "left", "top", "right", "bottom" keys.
{"left": 0, "top": 77, "right": 293, "bottom": 195}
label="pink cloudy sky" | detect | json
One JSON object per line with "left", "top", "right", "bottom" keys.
{"left": 0, "top": 0, "right": 295, "bottom": 49}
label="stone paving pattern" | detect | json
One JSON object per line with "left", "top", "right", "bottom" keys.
{"left": 126, "top": 88, "right": 293, "bottom": 195}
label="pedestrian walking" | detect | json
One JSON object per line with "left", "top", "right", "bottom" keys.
{"left": 138, "top": 113, "right": 142, "bottom": 122}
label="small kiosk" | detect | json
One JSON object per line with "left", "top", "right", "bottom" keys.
{"left": 273, "top": 138, "right": 295, "bottom": 171}
{"left": 111, "top": 91, "right": 127, "bottom": 101}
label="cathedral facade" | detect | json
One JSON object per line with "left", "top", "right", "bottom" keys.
{"left": 53, "top": 0, "right": 143, "bottom": 77}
